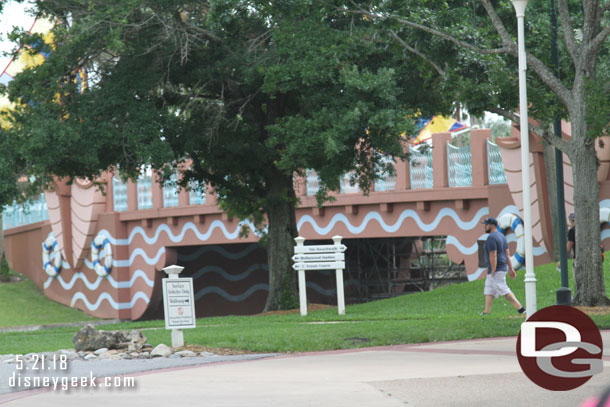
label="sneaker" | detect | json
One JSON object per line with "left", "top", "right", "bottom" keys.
{"left": 480, "top": 312, "right": 490, "bottom": 316}
{"left": 517, "top": 307, "right": 526, "bottom": 314}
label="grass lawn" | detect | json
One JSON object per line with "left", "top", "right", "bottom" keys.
{"left": 0, "top": 279, "right": 96, "bottom": 328}
{"left": 1, "top": 260, "right": 610, "bottom": 354}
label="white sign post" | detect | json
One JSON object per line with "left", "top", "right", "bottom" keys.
{"left": 292, "top": 236, "right": 347, "bottom": 316}
{"left": 162, "top": 265, "right": 196, "bottom": 348}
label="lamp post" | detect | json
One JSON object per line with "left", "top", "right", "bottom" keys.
{"left": 511, "top": 0, "right": 537, "bottom": 318}
{"left": 550, "top": 0, "right": 571, "bottom": 305}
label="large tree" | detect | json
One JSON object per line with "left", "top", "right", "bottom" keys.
{"left": 3, "top": 0, "right": 449, "bottom": 310}
{"left": 350, "top": 0, "right": 610, "bottom": 305}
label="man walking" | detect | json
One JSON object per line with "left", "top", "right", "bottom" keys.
{"left": 481, "top": 217, "right": 525, "bottom": 316}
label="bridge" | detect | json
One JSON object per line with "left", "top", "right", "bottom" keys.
{"left": 6, "top": 127, "right": 598, "bottom": 320}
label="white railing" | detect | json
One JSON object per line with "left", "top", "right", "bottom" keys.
{"left": 137, "top": 168, "right": 153, "bottom": 210}
{"left": 163, "top": 173, "right": 179, "bottom": 207}
{"left": 2, "top": 194, "right": 49, "bottom": 230}
{"left": 112, "top": 177, "right": 128, "bottom": 212}
{"left": 374, "top": 156, "right": 396, "bottom": 192}
{"left": 189, "top": 180, "right": 206, "bottom": 205}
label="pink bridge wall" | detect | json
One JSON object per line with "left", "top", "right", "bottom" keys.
{"left": 6, "top": 129, "right": 561, "bottom": 320}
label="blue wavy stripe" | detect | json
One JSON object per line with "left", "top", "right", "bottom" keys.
{"left": 297, "top": 207, "right": 489, "bottom": 235}
{"left": 69, "top": 291, "right": 150, "bottom": 311}
{"left": 448, "top": 234, "right": 547, "bottom": 257}
{"left": 44, "top": 269, "right": 154, "bottom": 290}
{"left": 194, "top": 284, "right": 269, "bottom": 302}
{"left": 192, "top": 264, "right": 268, "bottom": 282}
{"left": 446, "top": 235, "right": 479, "bottom": 255}
{"left": 84, "top": 247, "right": 166, "bottom": 269}
{"left": 468, "top": 268, "right": 487, "bottom": 281}
{"left": 178, "top": 244, "right": 262, "bottom": 262}
{"left": 97, "top": 220, "right": 262, "bottom": 247}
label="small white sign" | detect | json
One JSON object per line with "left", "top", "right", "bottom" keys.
{"left": 162, "top": 278, "right": 196, "bottom": 329}
{"left": 292, "top": 261, "right": 345, "bottom": 270}
{"left": 294, "top": 244, "right": 347, "bottom": 254}
{"left": 292, "top": 253, "right": 345, "bottom": 262}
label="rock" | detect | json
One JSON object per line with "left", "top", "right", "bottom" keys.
{"left": 126, "top": 330, "right": 148, "bottom": 352}
{"left": 141, "top": 352, "right": 150, "bottom": 359}
{"left": 94, "top": 348, "right": 109, "bottom": 355}
{"left": 61, "top": 351, "right": 80, "bottom": 360}
{"left": 174, "top": 350, "right": 197, "bottom": 358}
{"left": 84, "top": 354, "right": 97, "bottom": 361}
{"left": 73, "top": 325, "right": 127, "bottom": 352}
{"left": 72, "top": 325, "right": 147, "bottom": 352}
{"left": 150, "top": 344, "right": 172, "bottom": 358}
{"left": 77, "top": 351, "right": 86, "bottom": 358}
{"left": 200, "top": 351, "right": 215, "bottom": 357}
{"left": 169, "top": 354, "right": 181, "bottom": 359}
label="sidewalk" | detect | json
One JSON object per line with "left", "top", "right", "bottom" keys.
{"left": 2, "top": 333, "right": 610, "bottom": 407}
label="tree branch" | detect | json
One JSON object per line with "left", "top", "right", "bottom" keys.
{"left": 479, "top": 0, "right": 573, "bottom": 107}
{"left": 587, "top": 25, "right": 610, "bottom": 57}
{"left": 487, "top": 106, "right": 571, "bottom": 152}
{"left": 346, "top": 4, "right": 509, "bottom": 55}
{"left": 555, "top": 0, "right": 580, "bottom": 64}
{"left": 387, "top": 30, "right": 446, "bottom": 76}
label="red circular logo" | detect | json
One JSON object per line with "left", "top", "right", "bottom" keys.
{"left": 516, "top": 306, "right": 603, "bottom": 391}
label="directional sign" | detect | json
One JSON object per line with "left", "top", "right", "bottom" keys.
{"left": 162, "top": 278, "right": 196, "bottom": 329}
{"left": 292, "top": 253, "right": 345, "bottom": 262}
{"left": 292, "top": 261, "right": 345, "bottom": 270}
{"left": 293, "top": 244, "right": 347, "bottom": 254}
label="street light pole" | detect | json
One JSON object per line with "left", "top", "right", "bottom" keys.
{"left": 511, "top": 0, "right": 537, "bottom": 318}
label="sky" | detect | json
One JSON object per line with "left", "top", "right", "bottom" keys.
{"left": 0, "top": 1, "right": 36, "bottom": 75}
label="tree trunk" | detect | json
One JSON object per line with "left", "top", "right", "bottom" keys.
{"left": 569, "top": 116, "right": 610, "bottom": 306}
{"left": 263, "top": 169, "right": 298, "bottom": 312}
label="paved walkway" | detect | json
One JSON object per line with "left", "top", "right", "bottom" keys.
{"left": 2, "top": 332, "right": 610, "bottom": 406}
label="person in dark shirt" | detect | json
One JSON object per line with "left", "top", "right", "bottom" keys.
{"left": 481, "top": 217, "right": 525, "bottom": 316}
{"left": 567, "top": 212, "right": 576, "bottom": 258}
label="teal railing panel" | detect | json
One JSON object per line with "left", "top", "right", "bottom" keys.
{"left": 189, "top": 180, "right": 206, "bottom": 205}
{"left": 409, "top": 147, "right": 433, "bottom": 189}
{"left": 487, "top": 140, "right": 507, "bottom": 184}
{"left": 375, "top": 156, "right": 396, "bottom": 192}
{"left": 2, "top": 194, "right": 49, "bottom": 230}
{"left": 447, "top": 143, "right": 472, "bottom": 187}
{"left": 163, "top": 173, "right": 179, "bottom": 207}
{"left": 112, "top": 177, "right": 128, "bottom": 212}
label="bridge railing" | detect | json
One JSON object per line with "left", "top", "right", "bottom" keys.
{"left": 486, "top": 139, "right": 507, "bottom": 184}
{"left": 2, "top": 194, "right": 49, "bottom": 230}
{"left": 409, "top": 146, "right": 433, "bottom": 189}
{"left": 447, "top": 143, "right": 472, "bottom": 187}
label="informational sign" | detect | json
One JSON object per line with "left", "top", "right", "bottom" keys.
{"left": 292, "top": 261, "right": 345, "bottom": 270}
{"left": 292, "top": 253, "right": 345, "bottom": 262}
{"left": 162, "top": 278, "right": 196, "bottom": 330}
{"left": 294, "top": 244, "right": 347, "bottom": 254}
{"left": 293, "top": 236, "right": 347, "bottom": 316}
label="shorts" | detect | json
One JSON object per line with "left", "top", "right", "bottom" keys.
{"left": 484, "top": 271, "right": 512, "bottom": 298}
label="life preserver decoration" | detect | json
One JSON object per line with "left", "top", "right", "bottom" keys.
{"left": 497, "top": 213, "right": 525, "bottom": 270}
{"left": 91, "top": 234, "right": 113, "bottom": 277}
{"left": 42, "top": 234, "right": 62, "bottom": 277}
